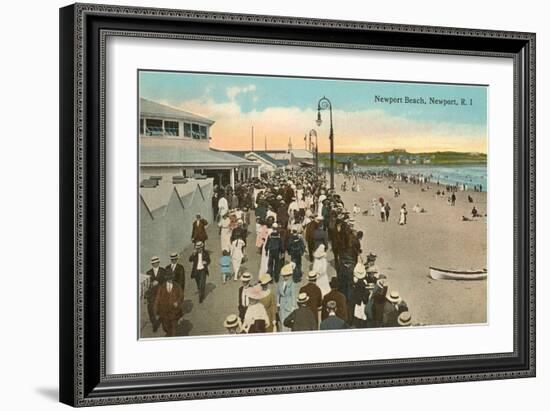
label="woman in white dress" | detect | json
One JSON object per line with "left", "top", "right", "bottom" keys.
{"left": 218, "top": 213, "right": 232, "bottom": 252}
{"left": 312, "top": 244, "right": 330, "bottom": 296}
{"left": 258, "top": 224, "right": 273, "bottom": 277}
{"left": 230, "top": 238, "right": 245, "bottom": 281}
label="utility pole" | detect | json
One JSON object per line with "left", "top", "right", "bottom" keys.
{"left": 264, "top": 135, "right": 267, "bottom": 151}
{"left": 251, "top": 126, "right": 254, "bottom": 151}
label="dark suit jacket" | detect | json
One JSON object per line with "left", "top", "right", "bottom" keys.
{"left": 320, "top": 314, "right": 349, "bottom": 330}
{"left": 283, "top": 306, "right": 317, "bottom": 331}
{"left": 165, "top": 263, "right": 185, "bottom": 289}
{"left": 321, "top": 289, "right": 348, "bottom": 322}
{"left": 191, "top": 219, "right": 209, "bottom": 242}
{"left": 188, "top": 250, "right": 211, "bottom": 278}
{"left": 300, "top": 282, "right": 323, "bottom": 320}
{"left": 154, "top": 282, "right": 184, "bottom": 320}
{"left": 145, "top": 267, "right": 167, "bottom": 302}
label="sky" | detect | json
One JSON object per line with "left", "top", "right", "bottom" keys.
{"left": 139, "top": 70, "right": 488, "bottom": 153}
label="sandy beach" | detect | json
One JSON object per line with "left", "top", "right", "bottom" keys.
{"left": 335, "top": 173, "right": 487, "bottom": 326}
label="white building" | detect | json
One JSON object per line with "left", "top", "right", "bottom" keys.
{"left": 139, "top": 98, "right": 259, "bottom": 187}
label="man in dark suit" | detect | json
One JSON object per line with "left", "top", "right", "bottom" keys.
{"left": 299, "top": 271, "right": 323, "bottom": 325}
{"left": 191, "top": 214, "right": 209, "bottom": 246}
{"left": 153, "top": 273, "right": 184, "bottom": 337}
{"left": 146, "top": 256, "right": 167, "bottom": 332}
{"left": 321, "top": 277, "right": 348, "bottom": 323}
{"left": 165, "top": 252, "right": 185, "bottom": 294}
{"left": 265, "top": 224, "right": 283, "bottom": 282}
{"left": 320, "top": 300, "right": 349, "bottom": 330}
{"left": 237, "top": 272, "right": 252, "bottom": 321}
{"left": 283, "top": 293, "right": 317, "bottom": 332}
{"left": 189, "top": 241, "right": 210, "bottom": 303}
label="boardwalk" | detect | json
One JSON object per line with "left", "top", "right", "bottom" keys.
{"left": 140, "top": 217, "right": 337, "bottom": 338}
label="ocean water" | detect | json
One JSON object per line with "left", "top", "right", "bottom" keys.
{"left": 356, "top": 164, "right": 487, "bottom": 192}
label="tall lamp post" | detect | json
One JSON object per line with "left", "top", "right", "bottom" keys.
{"left": 308, "top": 129, "right": 318, "bottom": 173}
{"left": 316, "top": 96, "right": 334, "bottom": 190}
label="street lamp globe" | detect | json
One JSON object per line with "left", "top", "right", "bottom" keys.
{"left": 316, "top": 111, "right": 322, "bottom": 127}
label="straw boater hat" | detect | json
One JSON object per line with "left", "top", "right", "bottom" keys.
{"left": 272, "top": 223, "right": 279, "bottom": 229}
{"left": 150, "top": 256, "right": 160, "bottom": 264}
{"left": 307, "top": 271, "right": 318, "bottom": 281}
{"left": 170, "top": 252, "right": 178, "bottom": 260}
{"left": 376, "top": 279, "right": 388, "bottom": 295}
{"left": 297, "top": 292, "right": 310, "bottom": 304}
{"left": 387, "top": 290, "right": 401, "bottom": 304}
{"left": 315, "top": 215, "right": 324, "bottom": 222}
{"left": 223, "top": 314, "right": 241, "bottom": 329}
{"left": 259, "top": 273, "right": 272, "bottom": 285}
{"left": 280, "top": 262, "right": 294, "bottom": 277}
{"left": 353, "top": 262, "right": 367, "bottom": 279}
{"left": 241, "top": 272, "right": 252, "bottom": 282}
{"left": 237, "top": 219, "right": 243, "bottom": 225}
{"left": 313, "top": 244, "right": 326, "bottom": 258}
{"left": 397, "top": 311, "right": 412, "bottom": 326}
{"left": 195, "top": 241, "right": 204, "bottom": 248}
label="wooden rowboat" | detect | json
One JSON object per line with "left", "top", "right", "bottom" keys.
{"left": 429, "top": 266, "right": 487, "bottom": 281}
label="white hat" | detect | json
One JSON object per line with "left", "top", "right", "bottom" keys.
{"left": 398, "top": 311, "right": 412, "bottom": 326}
{"left": 150, "top": 256, "right": 160, "bottom": 264}
{"left": 307, "top": 271, "right": 318, "bottom": 281}
{"left": 241, "top": 272, "right": 252, "bottom": 282}
{"left": 259, "top": 273, "right": 272, "bottom": 285}
{"left": 272, "top": 223, "right": 279, "bottom": 229}
{"left": 387, "top": 290, "right": 401, "bottom": 304}
{"left": 353, "top": 262, "right": 367, "bottom": 279}
{"left": 315, "top": 216, "right": 324, "bottom": 221}
{"left": 297, "top": 292, "right": 309, "bottom": 304}
{"left": 224, "top": 314, "right": 240, "bottom": 328}
{"left": 280, "top": 263, "right": 294, "bottom": 276}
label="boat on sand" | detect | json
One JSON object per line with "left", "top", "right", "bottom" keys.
{"left": 429, "top": 266, "right": 487, "bottom": 281}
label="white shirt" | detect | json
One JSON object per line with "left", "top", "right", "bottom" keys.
{"left": 197, "top": 252, "right": 204, "bottom": 270}
{"left": 241, "top": 285, "right": 250, "bottom": 307}
{"left": 171, "top": 263, "right": 176, "bottom": 272}
{"left": 152, "top": 266, "right": 159, "bottom": 277}
{"left": 166, "top": 282, "right": 173, "bottom": 293}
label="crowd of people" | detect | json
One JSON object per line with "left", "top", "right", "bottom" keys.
{"left": 144, "top": 169, "right": 416, "bottom": 336}
{"left": 213, "top": 169, "right": 414, "bottom": 334}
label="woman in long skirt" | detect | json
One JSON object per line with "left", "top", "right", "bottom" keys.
{"left": 312, "top": 244, "right": 330, "bottom": 296}
{"left": 218, "top": 213, "right": 232, "bottom": 252}
{"left": 258, "top": 224, "right": 272, "bottom": 278}
{"left": 230, "top": 238, "right": 245, "bottom": 281}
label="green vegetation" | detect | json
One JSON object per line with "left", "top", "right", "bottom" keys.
{"left": 318, "top": 150, "right": 487, "bottom": 166}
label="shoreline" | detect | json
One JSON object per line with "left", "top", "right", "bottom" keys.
{"left": 333, "top": 173, "right": 487, "bottom": 326}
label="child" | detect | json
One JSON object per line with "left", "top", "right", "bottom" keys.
{"left": 352, "top": 203, "right": 361, "bottom": 216}
{"left": 219, "top": 249, "right": 232, "bottom": 284}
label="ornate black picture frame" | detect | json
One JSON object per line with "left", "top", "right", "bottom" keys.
{"left": 59, "top": 3, "right": 535, "bottom": 407}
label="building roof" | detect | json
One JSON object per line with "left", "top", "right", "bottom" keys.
{"left": 211, "top": 149, "right": 290, "bottom": 166}
{"left": 140, "top": 98, "right": 215, "bottom": 125}
{"left": 289, "top": 149, "right": 314, "bottom": 160}
{"left": 140, "top": 145, "right": 256, "bottom": 167}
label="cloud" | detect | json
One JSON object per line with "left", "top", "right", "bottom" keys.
{"left": 170, "top": 97, "right": 487, "bottom": 154}
{"left": 226, "top": 84, "right": 257, "bottom": 101}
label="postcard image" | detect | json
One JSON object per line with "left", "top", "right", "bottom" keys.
{"left": 138, "top": 71, "right": 487, "bottom": 338}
